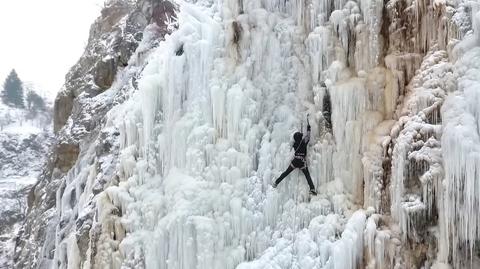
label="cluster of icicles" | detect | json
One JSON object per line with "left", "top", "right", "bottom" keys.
{"left": 48, "top": 0, "right": 480, "bottom": 268}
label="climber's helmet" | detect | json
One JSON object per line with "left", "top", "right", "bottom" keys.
{"left": 293, "top": 132, "right": 303, "bottom": 142}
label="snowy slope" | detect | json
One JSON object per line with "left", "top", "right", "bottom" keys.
{"left": 0, "top": 103, "right": 52, "bottom": 268}
{"left": 14, "top": 0, "right": 480, "bottom": 268}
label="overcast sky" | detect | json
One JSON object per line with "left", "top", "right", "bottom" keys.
{"left": 0, "top": 0, "right": 104, "bottom": 101}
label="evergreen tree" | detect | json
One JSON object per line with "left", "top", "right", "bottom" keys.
{"left": 2, "top": 69, "right": 25, "bottom": 108}
{"left": 26, "top": 91, "right": 46, "bottom": 112}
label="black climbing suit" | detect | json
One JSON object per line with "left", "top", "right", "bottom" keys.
{"left": 274, "top": 126, "right": 316, "bottom": 190}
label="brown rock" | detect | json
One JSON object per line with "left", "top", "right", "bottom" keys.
{"left": 54, "top": 143, "right": 80, "bottom": 173}
{"left": 94, "top": 57, "right": 117, "bottom": 90}
{"left": 53, "top": 90, "right": 74, "bottom": 133}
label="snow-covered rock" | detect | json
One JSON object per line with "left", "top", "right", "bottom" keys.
{"left": 0, "top": 103, "right": 52, "bottom": 268}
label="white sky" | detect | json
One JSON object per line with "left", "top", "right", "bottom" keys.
{"left": 0, "top": 0, "right": 104, "bottom": 101}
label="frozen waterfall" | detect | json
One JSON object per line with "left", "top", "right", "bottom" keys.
{"left": 43, "top": 0, "right": 480, "bottom": 268}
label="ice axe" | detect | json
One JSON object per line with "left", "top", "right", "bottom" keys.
{"left": 301, "top": 113, "right": 310, "bottom": 132}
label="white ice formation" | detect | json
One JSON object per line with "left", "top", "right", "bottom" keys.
{"left": 14, "top": 0, "right": 480, "bottom": 268}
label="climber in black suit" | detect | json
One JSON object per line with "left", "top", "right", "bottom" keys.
{"left": 273, "top": 119, "right": 317, "bottom": 196}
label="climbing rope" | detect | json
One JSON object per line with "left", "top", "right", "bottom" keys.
{"left": 290, "top": 165, "right": 301, "bottom": 268}
{"left": 290, "top": 112, "right": 309, "bottom": 268}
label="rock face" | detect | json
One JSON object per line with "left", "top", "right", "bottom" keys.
{"left": 14, "top": 0, "right": 480, "bottom": 269}
{"left": 52, "top": 0, "right": 164, "bottom": 132}
{"left": 14, "top": 1, "right": 175, "bottom": 268}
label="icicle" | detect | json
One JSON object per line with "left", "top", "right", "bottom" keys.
{"left": 442, "top": 44, "right": 480, "bottom": 266}
{"left": 330, "top": 77, "right": 368, "bottom": 199}
{"left": 306, "top": 26, "right": 331, "bottom": 84}
{"left": 226, "top": 84, "right": 244, "bottom": 141}
{"left": 358, "top": 0, "right": 383, "bottom": 68}
{"left": 332, "top": 211, "right": 366, "bottom": 269}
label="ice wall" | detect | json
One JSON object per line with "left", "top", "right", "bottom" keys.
{"left": 100, "top": 0, "right": 379, "bottom": 267}
{"left": 31, "top": 0, "right": 480, "bottom": 268}
{"left": 441, "top": 14, "right": 480, "bottom": 266}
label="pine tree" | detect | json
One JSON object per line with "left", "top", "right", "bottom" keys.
{"left": 2, "top": 69, "right": 25, "bottom": 108}
{"left": 26, "top": 91, "right": 46, "bottom": 112}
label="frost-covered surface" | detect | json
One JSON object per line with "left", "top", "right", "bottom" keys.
{"left": 0, "top": 103, "right": 52, "bottom": 268}
{"left": 0, "top": 176, "right": 36, "bottom": 268}
{"left": 14, "top": 1, "right": 175, "bottom": 268}
{"left": 15, "top": 0, "right": 480, "bottom": 268}
{"left": 441, "top": 19, "right": 480, "bottom": 267}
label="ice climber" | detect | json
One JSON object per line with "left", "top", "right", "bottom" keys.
{"left": 272, "top": 119, "right": 317, "bottom": 196}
